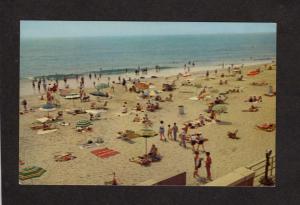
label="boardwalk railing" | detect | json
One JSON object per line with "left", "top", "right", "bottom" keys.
{"left": 246, "top": 155, "right": 276, "bottom": 185}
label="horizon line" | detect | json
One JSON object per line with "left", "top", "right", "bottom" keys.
{"left": 21, "top": 31, "right": 276, "bottom": 39}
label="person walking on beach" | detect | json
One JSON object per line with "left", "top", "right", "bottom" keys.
{"left": 206, "top": 70, "right": 209, "bottom": 78}
{"left": 118, "top": 76, "right": 121, "bottom": 83}
{"left": 37, "top": 80, "right": 41, "bottom": 93}
{"left": 89, "top": 73, "right": 92, "bottom": 80}
{"left": 167, "top": 124, "right": 172, "bottom": 140}
{"left": 122, "top": 78, "right": 127, "bottom": 91}
{"left": 159, "top": 121, "right": 166, "bottom": 141}
{"left": 32, "top": 80, "right": 35, "bottom": 89}
{"left": 205, "top": 152, "right": 212, "bottom": 181}
{"left": 43, "top": 82, "right": 47, "bottom": 92}
{"left": 21, "top": 99, "right": 28, "bottom": 112}
{"left": 172, "top": 123, "right": 178, "bottom": 141}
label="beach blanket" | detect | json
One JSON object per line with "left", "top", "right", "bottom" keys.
{"left": 189, "top": 96, "right": 199, "bottom": 101}
{"left": 37, "top": 129, "right": 58, "bottom": 135}
{"left": 91, "top": 148, "right": 120, "bottom": 159}
{"left": 36, "top": 117, "right": 50, "bottom": 123}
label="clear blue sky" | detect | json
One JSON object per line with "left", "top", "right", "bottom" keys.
{"left": 21, "top": 21, "right": 276, "bottom": 38}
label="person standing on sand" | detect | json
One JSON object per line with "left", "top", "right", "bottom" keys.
{"left": 21, "top": 99, "right": 27, "bottom": 112}
{"left": 205, "top": 152, "right": 212, "bottom": 180}
{"left": 206, "top": 70, "right": 209, "bottom": 78}
{"left": 193, "top": 151, "right": 203, "bottom": 178}
{"left": 172, "top": 123, "right": 178, "bottom": 141}
{"left": 167, "top": 124, "right": 172, "bottom": 140}
{"left": 37, "top": 80, "right": 41, "bottom": 93}
{"left": 32, "top": 80, "right": 35, "bottom": 89}
{"left": 159, "top": 121, "right": 166, "bottom": 141}
{"left": 89, "top": 73, "right": 92, "bottom": 80}
{"left": 179, "top": 127, "right": 187, "bottom": 148}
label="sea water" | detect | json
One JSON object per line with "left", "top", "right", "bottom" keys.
{"left": 20, "top": 33, "right": 276, "bottom": 79}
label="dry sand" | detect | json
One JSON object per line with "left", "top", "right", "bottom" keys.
{"left": 19, "top": 62, "right": 276, "bottom": 185}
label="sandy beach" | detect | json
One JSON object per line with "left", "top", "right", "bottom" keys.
{"left": 19, "top": 61, "right": 276, "bottom": 186}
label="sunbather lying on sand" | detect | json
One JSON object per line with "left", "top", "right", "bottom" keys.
{"left": 243, "top": 105, "right": 259, "bottom": 112}
{"left": 129, "top": 155, "right": 151, "bottom": 166}
{"left": 142, "top": 114, "right": 153, "bottom": 127}
{"left": 227, "top": 129, "right": 239, "bottom": 139}
{"left": 54, "top": 153, "right": 76, "bottom": 162}
{"left": 244, "top": 96, "right": 262, "bottom": 103}
{"left": 251, "top": 81, "right": 268, "bottom": 86}
{"left": 257, "top": 123, "right": 276, "bottom": 132}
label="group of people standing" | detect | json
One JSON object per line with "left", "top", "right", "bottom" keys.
{"left": 158, "top": 120, "right": 212, "bottom": 181}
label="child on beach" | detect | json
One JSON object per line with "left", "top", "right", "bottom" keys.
{"left": 172, "top": 123, "right": 178, "bottom": 141}
{"left": 159, "top": 121, "right": 166, "bottom": 141}
{"left": 205, "top": 152, "right": 212, "bottom": 181}
{"left": 167, "top": 124, "right": 172, "bottom": 140}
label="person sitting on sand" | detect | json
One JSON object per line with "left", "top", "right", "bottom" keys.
{"left": 165, "top": 93, "right": 173, "bottom": 101}
{"left": 133, "top": 114, "right": 141, "bottom": 122}
{"left": 199, "top": 114, "right": 206, "bottom": 126}
{"left": 121, "top": 105, "right": 128, "bottom": 113}
{"left": 219, "top": 80, "right": 223, "bottom": 85}
{"left": 148, "top": 144, "right": 160, "bottom": 161}
{"left": 154, "top": 102, "right": 160, "bottom": 110}
{"left": 136, "top": 103, "right": 142, "bottom": 111}
{"left": 248, "top": 104, "right": 258, "bottom": 112}
{"left": 227, "top": 129, "right": 239, "bottom": 139}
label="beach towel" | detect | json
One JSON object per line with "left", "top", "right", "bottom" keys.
{"left": 37, "top": 129, "right": 58, "bottom": 135}
{"left": 91, "top": 148, "right": 120, "bottom": 159}
{"left": 36, "top": 117, "right": 50, "bottom": 123}
{"left": 79, "top": 142, "right": 102, "bottom": 149}
{"left": 189, "top": 96, "right": 199, "bottom": 101}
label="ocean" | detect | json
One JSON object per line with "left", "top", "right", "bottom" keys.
{"left": 20, "top": 33, "right": 276, "bottom": 79}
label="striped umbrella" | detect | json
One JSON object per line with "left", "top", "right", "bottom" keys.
{"left": 19, "top": 166, "right": 46, "bottom": 181}
{"left": 76, "top": 120, "right": 92, "bottom": 128}
{"left": 39, "top": 103, "right": 56, "bottom": 117}
{"left": 137, "top": 128, "right": 157, "bottom": 155}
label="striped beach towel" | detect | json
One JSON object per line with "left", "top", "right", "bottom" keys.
{"left": 91, "top": 148, "right": 119, "bottom": 159}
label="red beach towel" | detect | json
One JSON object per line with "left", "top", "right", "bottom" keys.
{"left": 91, "top": 148, "right": 120, "bottom": 159}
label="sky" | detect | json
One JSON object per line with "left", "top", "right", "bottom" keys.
{"left": 20, "top": 21, "right": 276, "bottom": 39}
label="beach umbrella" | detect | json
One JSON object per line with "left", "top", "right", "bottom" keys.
{"left": 90, "top": 91, "right": 107, "bottom": 97}
{"left": 39, "top": 103, "right": 56, "bottom": 117}
{"left": 19, "top": 166, "right": 46, "bottom": 181}
{"left": 65, "top": 93, "right": 81, "bottom": 107}
{"left": 95, "top": 83, "right": 109, "bottom": 91}
{"left": 149, "top": 90, "right": 159, "bottom": 97}
{"left": 76, "top": 120, "right": 92, "bottom": 128}
{"left": 212, "top": 104, "right": 227, "bottom": 114}
{"left": 137, "top": 128, "right": 157, "bottom": 155}
{"left": 135, "top": 82, "right": 149, "bottom": 90}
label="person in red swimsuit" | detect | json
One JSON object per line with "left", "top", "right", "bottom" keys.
{"left": 205, "top": 152, "right": 212, "bottom": 181}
